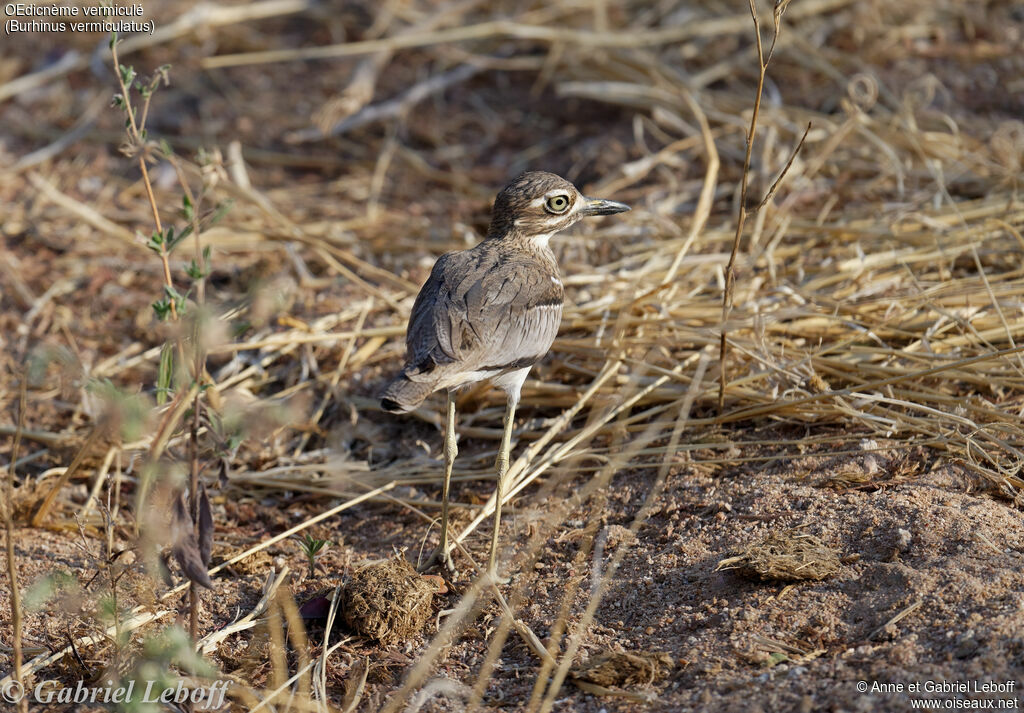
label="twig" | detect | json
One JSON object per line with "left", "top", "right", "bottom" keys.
{"left": 310, "top": 0, "right": 482, "bottom": 135}
{"left": 31, "top": 425, "right": 107, "bottom": 527}
{"left": 4, "top": 375, "right": 28, "bottom": 713}
{"left": 202, "top": 0, "right": 857, "bottom": 68}
{"left": 9, "top": 92, "right": 107, "bottom": 173}
{"left": 196, "top": 567, "right": 290, "bottom": 654}
{"left": 0, "top": 0, "right": 316, "bottom": 104}
{"left": 663, "top": 88, "right": 720, "bottom": 286}
{"left": 288, "top": 63, "right": 483, "bottom": 143}
{"left": 719, "top": 0, "right": 797, "bottom": 412}
{"left": 0, "top": 608, "right": 174, "bottom": 690}
{"left": 757, "top": 122, "right": 812, "bottom": 211}
{"left": 0, "top": 50, "right": 82, "bottom": 104}
{"left": 207, "top": 481, "right": 397, "bottom": 579}
{"left": 28, "top": 172, "right": 136, "bottom": 246}
{"left": 292, "top": 300, "right": 373, "bottom": 457}
{"left": 111, "top": 39, "right": 177, "bottom": 320}
{"left": 868, "top": 599, "right": 923, "bottom": 641}
{"left": 173, "top": 156, "right": 207, "bottom": 646}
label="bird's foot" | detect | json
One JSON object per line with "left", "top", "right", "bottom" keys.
{"left": 419, "top": 544, "right": 456, "bottom": 574}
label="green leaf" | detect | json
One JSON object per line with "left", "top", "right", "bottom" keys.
{"left": 147, "top": 229, "right": 165, "bottom": 253}
{"left": 305, "top": 536, "right": 328, "bottom": 556}
{"left": 165, "top": 224, "right": 193, "bottom": 253}
{"left": 161, "top": 284, "right": 188, "bottom": 314}
{"left": 156, "top": 343, "right": 174, "bottom": 403}
{"left": 141, "top": 626, "right": 217, "bottom": 677}
{"left": 181, "top": 194, "right": 194, "bottom": 222}
{"left": 24, "top": 571, "right": 77, "bottom": 611}
{"left": 119, "top": 63, "right": 135, "bottom": 86}
{"left": 86, "top": 378, "right": 152, "bottom": 442}
{"left": 185, "top": 241, "right": 212, "bottom": 282}
{"left": 109, "top": 31, "right": 118, "bottom": 49}
{"left": 206, "top": 199, "right": 233, "bottom": 228}
{"left": 152, "top": 299, "right": 172, "bottom": 321}
{"left": 159, "top": 138, "right": 173, "bottom": 157}
{"left": 164, "top": 284, "right": 184, "bottom": 302}
{"left": 98, "top": 593, "right": 119, "bottom": 622}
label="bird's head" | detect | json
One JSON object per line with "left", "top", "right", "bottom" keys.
{"left": 487, "top": 171, "right": 630, "bottom": 245}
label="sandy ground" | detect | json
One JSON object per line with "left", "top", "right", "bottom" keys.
{"left": 4, "top": 432, "right": 1024, "bottom": 711}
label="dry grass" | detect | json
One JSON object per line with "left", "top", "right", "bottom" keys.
{"left": 2, "top": 0, "right": 1023, "bottom": 710}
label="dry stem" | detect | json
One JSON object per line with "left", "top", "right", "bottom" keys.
{"left": 4, "top": 376, "right": 28, "bottom": 713}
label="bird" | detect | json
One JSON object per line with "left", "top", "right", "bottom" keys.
{"left": 380, "top": 171, "right": 630, "bottom": 580}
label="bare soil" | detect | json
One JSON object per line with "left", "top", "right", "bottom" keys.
{"left": 3, "top": 435, "right": 1023, "bottom": 711}
{"left": 2, "top": 0, "right": 1024, "bottom": 711}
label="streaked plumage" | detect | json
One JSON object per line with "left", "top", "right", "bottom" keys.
{"left": 380, "top": 171, "right": 629, "bottom": 577}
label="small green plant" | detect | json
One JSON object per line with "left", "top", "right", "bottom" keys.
{"left": 118, "top": 626, "right": 221, "bottom": 713}
{"left": 107, "top": 31, "right": 233, "bottom": 647}
{"left": 297, "top": 534, "right": 331, "bottom": 578}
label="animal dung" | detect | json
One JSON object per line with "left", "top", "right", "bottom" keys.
{"left": 340, "top": 555, "right": 437, "bottom": 644}
{"left": 571, "top": 650, "right": 674, "bottom": 689}
{"left": 717, "top": 529, "right": 841, "bottom": 582}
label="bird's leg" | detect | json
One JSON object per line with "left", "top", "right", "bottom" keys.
{"left": 422, "top": 391, "right": 457, "bottom": 573}
{"left": 488, "top": 394, "right": 517, "bottom": 581}
{"left": 438, "top": 391, "right": 458, "bottom": 569}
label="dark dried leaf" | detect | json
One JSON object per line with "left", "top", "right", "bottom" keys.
{"left": 198, "top": 482, "right": 213, "bottom": 568}
{"left": 299, "top": 594, "right": 332, "bottom": 620}
{"left": 218, "top": 457, "right": 230, "bottom": 488}
{"left": 171, "top": 493, "right": 214, "bottom": 589}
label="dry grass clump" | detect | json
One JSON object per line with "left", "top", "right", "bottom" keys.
{"left": 717, "top": 529, "right": 841, "bottom": 582}
{"left": 340, "top": 556, "right": 437, "bottom": 645}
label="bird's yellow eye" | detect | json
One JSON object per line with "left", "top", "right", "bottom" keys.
{"left": 545, "top": 194, "right": 571, "bottom": 214}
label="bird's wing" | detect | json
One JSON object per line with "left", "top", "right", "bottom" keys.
{"left": 404, "top": 250, "right": 464, "bottom": 374}
{"left": 404, "top": 247, "right": 563, "bottom": 379}
{"left": 459, "top": 256, "right": 563, "bottom": 371}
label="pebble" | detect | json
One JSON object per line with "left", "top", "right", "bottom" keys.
{"left": 897, "top": 528, "right": 912, "bottom": 550}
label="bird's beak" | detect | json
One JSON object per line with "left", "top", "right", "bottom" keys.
{"left": 581, "top": 197, "right": 631, "bottom": 216}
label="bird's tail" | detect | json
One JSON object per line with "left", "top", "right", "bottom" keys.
{"left": 380, "top": 373, "right": 435, "bottom": 414}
